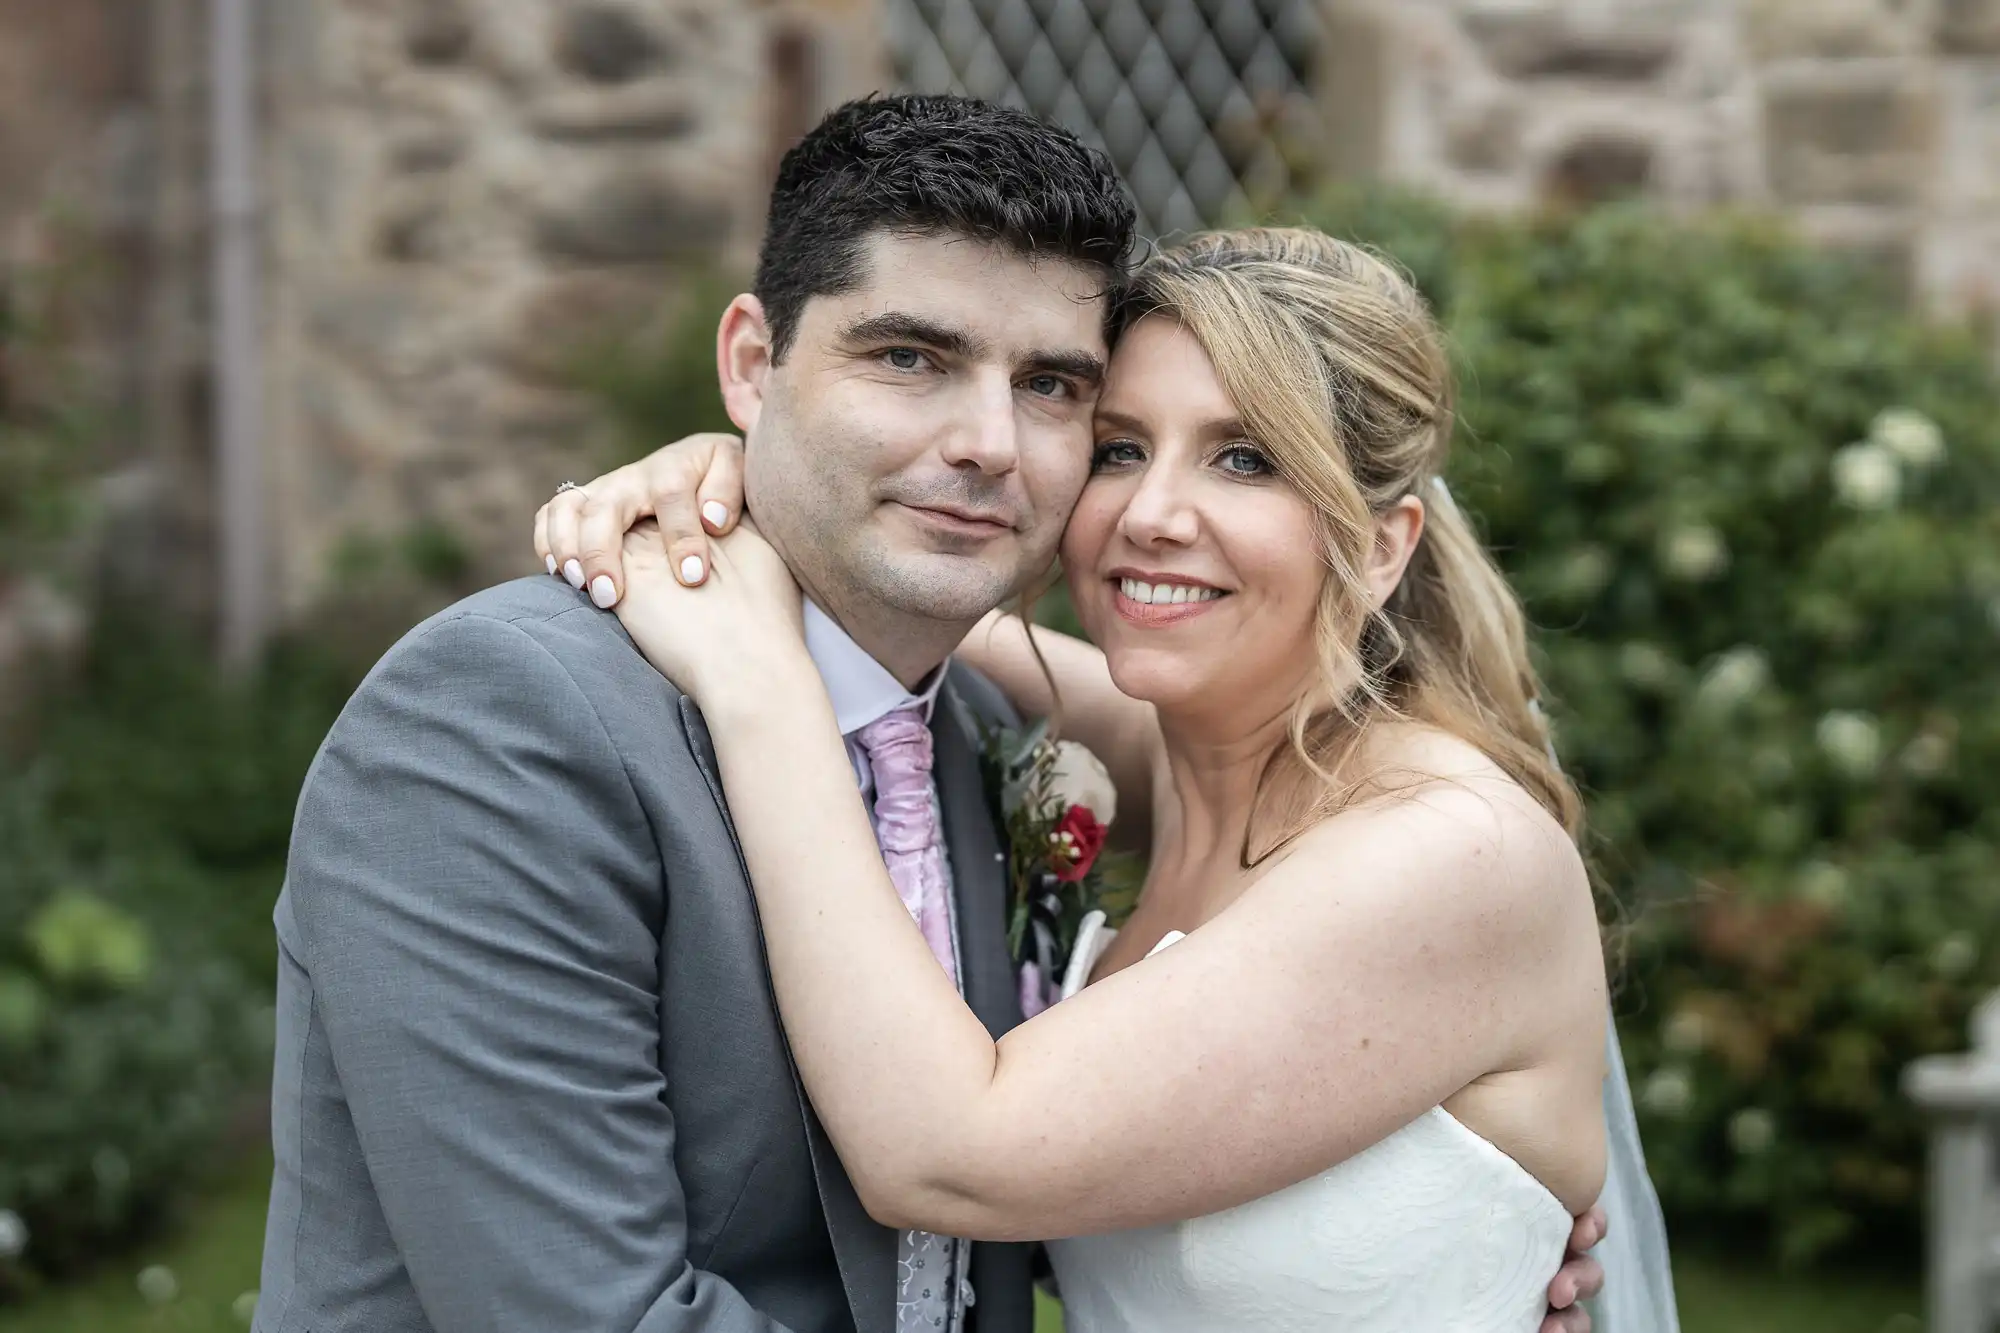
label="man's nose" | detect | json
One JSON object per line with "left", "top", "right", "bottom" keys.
{"left": 939, "top": 374, "right": 1021, "bottom": 476}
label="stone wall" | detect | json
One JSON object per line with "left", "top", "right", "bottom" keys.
{"left": 260, "top": 0, "right": 887, "bottom": 614}
{"left": 1320, "top": 0, "right": 2000, "bottom": 323}
{"left": 11, "top": 0, "right": 2000, "bottom": 643}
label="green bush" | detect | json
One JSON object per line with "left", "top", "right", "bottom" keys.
{"left": 1299, "top": 188, "right": 2000, "bottom": 1263}
{"left": 0, "top": 619, "right": 355, "bottom": 1291}
{"left": 0, "top": 773, "right": 271, "bottom": 1290}
{"left": 27, "top": 617, "right": 358, "bottom": 984}
{"left": 574, "top": 271, "right": 740, "bottom": 465}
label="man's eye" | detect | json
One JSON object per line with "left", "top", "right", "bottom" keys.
{"left": 1024, "top": 374, "right": 1069, "bottom": 399}
{"left": 1219, "top": 444, "right": 1273, "bottom": 476}
{"left": 884, "top": 348, "right": 925, "bottom": 370}
{"left": 1092, "top": 440, "right": 1144, "bottom": 469}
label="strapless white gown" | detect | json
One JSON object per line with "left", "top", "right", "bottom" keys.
{"left": 1043, "top": 912, "right": 1574, "bottom": 1333}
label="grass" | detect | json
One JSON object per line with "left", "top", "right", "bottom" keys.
{"left": 1672, "top": 1250, "right": 1921, "bottom": 1333}
{"left": 0, "top": 1164, "right": 1923, "bottom": 1333}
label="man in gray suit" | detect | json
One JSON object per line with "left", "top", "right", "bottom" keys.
{"left": 257, "top": 93, "right": 1651, "bottom": 1333}
{"left": 255, "top": 94, "right": 1133, "bottom": 1333}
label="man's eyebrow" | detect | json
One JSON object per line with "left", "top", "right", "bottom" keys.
{"left": 835, "top": 312, "right": 985, "bottom": 360}
{"left": 1021, "top": 348, "right": 1106, "bottom": 386}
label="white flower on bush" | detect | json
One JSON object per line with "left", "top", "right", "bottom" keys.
{"left": 1816, "top": 710, "right": 1882, "bottom": 779}
{"left": 1870, "top": 407, "right": 1945, "bottom": 469}
{"left": 1932, "top": 932, "right": 1977, "bottom": 979}
{"left": 1554, "top": 545, "right": 1612, "bottom": 600}
{"left": 1831, "top": 441, "right": 1901, "bottom": 510}
{"left": 1659, "top": 524, "right": 1728, "bottom": 582}
{"left": 1047, "top": 740, "right": 1117, "bottom": 826}
{"left": 1640, "top": 1067, "right": 1693, "bottom": 1117}
{"left": 1728, "top": 1107, "right": 1777, "bottom": 1155}
{"left": 1662, "top": 1009, "right": 1707, "bottom": 1055}
{"left": 1796, "top": 860, "right": 1849, "bottom": 909}
{"left": 1695, "top": 646, "right": 1768, "bottom": 711}
{"left": 1901, "top": 730, "right": 1953, "bottom": 778}
{"left": 1618, "top": 642, "right": 1680, "bottom": 692}
{"left": 0, "top": 1210, "right": 26, "bottom": 1261}
{"left": 137, "top": 1265, "right": 180, "bottom": 1306}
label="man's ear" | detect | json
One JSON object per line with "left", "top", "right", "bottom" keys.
{"left": 717, "top": 294, "right": 773, "bottom": 434}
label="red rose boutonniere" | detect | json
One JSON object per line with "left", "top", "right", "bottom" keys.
{"left": 978, "top": 721, "right": 1128, "bottom": 1015}
{"left": 1051, "top": 804, "right": 1109, "bottom": 883}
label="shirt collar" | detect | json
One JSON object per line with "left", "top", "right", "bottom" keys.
{"left": 802, "top": 599, "right": 947, "bottom": 738}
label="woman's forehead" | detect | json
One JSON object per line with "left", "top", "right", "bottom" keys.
{"left": 1101, "top": 316, "right": 1235, "bottom": 419}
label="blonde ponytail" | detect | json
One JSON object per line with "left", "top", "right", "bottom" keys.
{"left": 1389, "top": 478, "right": 1580, "bottom": 836}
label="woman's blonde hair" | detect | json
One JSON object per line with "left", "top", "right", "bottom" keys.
{"left": 1117, "top": 227, "right": 1582, "bottom": 858}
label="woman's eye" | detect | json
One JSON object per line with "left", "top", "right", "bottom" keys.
{"left": 1218, "top": 444, "right": 1273, "bottom": 476}
{"left": 1024, "top": 373, "right": 1069, "bottom": 399}
{"left": 884, "top": 348, "right": 925, "bottom": 371}
{"left": 1092, "top": 440, "right": 1144, "bottom": 470}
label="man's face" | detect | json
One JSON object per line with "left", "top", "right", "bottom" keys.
{"left": 740, "top": 233, "right": 1108, "bottom": 632}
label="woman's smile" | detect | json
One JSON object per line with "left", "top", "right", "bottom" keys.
{"left": 1109, "top": 571, "right": 1231, "bottom": 626}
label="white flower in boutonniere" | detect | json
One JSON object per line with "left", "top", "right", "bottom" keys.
{"left": 977, "top": 723, "right": 1124, "bottom": 1018}
{"left": 1048, "top": 739, "right": 1117, "bottom": 825}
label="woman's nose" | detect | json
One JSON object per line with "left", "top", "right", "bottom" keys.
{"left": 1118, "top": 462, "right": 1200, "bottom": 548}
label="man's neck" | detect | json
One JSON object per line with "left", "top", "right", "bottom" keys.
{"left": 796, "top": 579, "right": 966, "bottom": 692}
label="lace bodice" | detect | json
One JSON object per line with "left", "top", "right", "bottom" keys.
{"left": 1043, "top": 913, "right": 1572, "bottom": 1333}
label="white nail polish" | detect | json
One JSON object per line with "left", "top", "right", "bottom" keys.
{"left": 589, "top": 576, "right": 617, "bottom": 609}
{"left": 563, "top": 559, "right": 585, "bottom": 589}
{"left": 702, "top": 501, "right": 728, "bottom": 529}
{"left": 545, "top": 553, "right": 558, "bottom": 576}
{"left": 680, "top": 555, "right": 704, "bottom": 584}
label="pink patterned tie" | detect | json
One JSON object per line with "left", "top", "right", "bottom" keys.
{"left": 853, "top": 706, "right": 969, "bottom": 1332}
{"left": 854, "top": 708, "right": 959, "bottom": 978}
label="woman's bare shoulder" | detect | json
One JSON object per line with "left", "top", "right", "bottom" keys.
{"left": 1273, "top": 728, "right": 1589, "bottom": 932}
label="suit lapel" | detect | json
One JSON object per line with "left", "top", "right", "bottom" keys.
{"left": 933, "top": 677, "right": 1027, "bottom": 1041}
{"left": 679, "top": 697, "right": 895, "bottom": 1333}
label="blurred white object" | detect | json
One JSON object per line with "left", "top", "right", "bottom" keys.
{"left": 0, "top": 1209, "right": 27, "bottom": 1261}
{"left": 1905, "top": 991, "right": 2000, "bottom": 1333}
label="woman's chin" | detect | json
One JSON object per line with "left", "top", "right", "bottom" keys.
{"left": 1104, "top": 648, "right": 1210, "bottom": 710}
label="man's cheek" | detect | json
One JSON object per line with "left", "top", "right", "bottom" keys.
{"left": 1027, "top": 427, "right": 1094, "bottom": 505}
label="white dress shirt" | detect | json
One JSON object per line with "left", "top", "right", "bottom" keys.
{"left": 802, "top": 599, "right": 948, "bottom": 801}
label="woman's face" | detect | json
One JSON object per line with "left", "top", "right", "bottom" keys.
{"left": 1062, "top": 315, "right": 1327, "bottom": 721}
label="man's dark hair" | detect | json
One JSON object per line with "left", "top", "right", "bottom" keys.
{"left": 754, "top": 94, "right": 1137, "bottom": 361}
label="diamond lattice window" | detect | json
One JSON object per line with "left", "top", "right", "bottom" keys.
{"left": 887, "top": 0, "right": 1323, "bottom": 239}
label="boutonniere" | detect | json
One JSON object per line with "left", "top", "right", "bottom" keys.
{"left": 977, "top": 720, "right": 1126, "bottom": 1017}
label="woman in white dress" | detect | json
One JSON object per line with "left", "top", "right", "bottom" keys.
{"left": 547, "top": 227, "right": 1609, "bottom": 1330}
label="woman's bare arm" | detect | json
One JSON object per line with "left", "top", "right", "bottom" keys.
{"left": 679, "top": 651, "right": 1608, "bottom": 1241}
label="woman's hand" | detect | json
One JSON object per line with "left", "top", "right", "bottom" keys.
{"left": 613, "top": 517, "right": 808, "bottom": 709}
{"left": 533, "top": 433, "right": 746, "bottom": 607}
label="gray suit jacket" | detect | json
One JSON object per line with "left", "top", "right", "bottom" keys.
{"left": 255, "top": 576, "right": 1035, "bottom": 1333}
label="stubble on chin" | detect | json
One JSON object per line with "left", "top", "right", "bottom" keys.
{"left": 847, "top": 536, "right": 1023, "bottom": 625}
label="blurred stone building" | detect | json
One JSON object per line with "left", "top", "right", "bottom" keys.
{"left": 3, "top": 0, "right": 1999, "bottom": 656}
